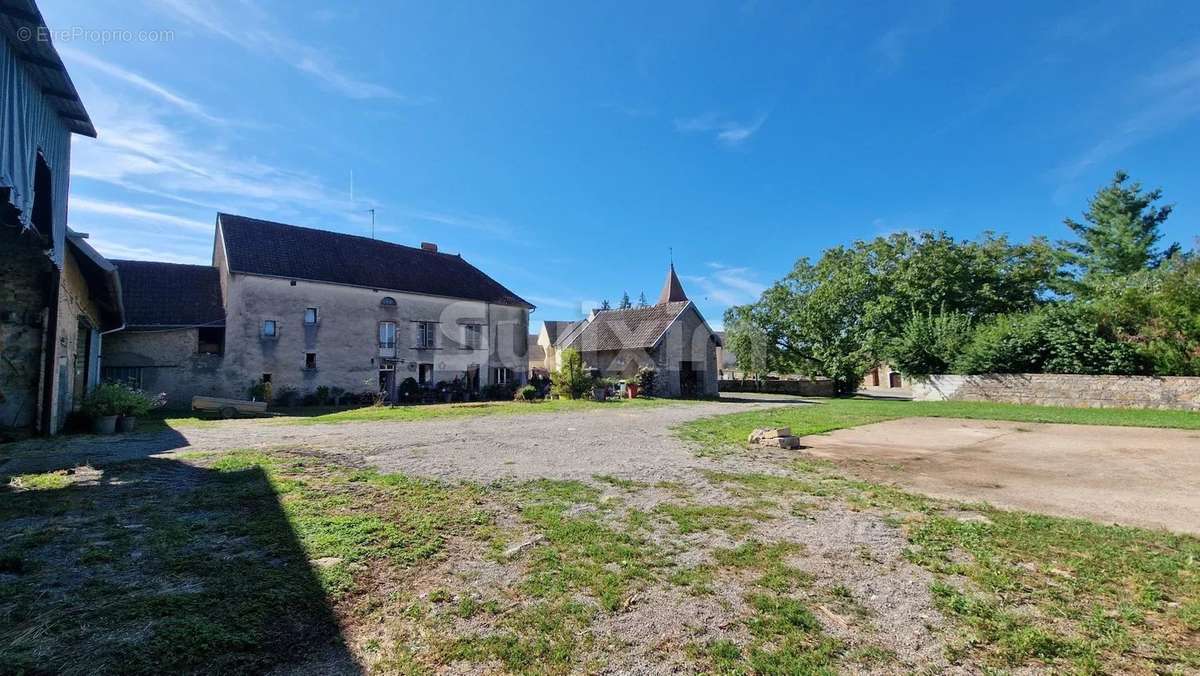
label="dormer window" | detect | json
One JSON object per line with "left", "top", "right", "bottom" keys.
{"left": 380, "top": 297, "right": 396, "bottom": 307}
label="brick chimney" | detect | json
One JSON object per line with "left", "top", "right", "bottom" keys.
{"left": 420, "top": 242, "right": 438, "bottom": 253}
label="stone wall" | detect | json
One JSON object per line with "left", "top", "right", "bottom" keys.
{"left": 0, "top": 226, "right": 50, "bottom": 430}
{"left": 719, "top": 378, "right": 836, "bottom": 397}
{"left": 912, "top": 373, "right": 1200, "bottom": 411}
{"left": 103, "top": 328, "right": 228, "bottom": 410}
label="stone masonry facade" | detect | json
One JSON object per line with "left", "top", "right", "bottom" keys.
{"left": 912, "top": 373, "right": 1200, "bottom": 411}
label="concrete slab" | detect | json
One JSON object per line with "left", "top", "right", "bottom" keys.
{"left": 797, "top": 417, "right": 1200, "bottom": 534}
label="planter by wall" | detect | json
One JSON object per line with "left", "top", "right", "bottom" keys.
{"left": 118, "top": 416, "right": 138, "bottom": 433}
{"left": 92, "top": 415, "right": 118, "bottom": 435}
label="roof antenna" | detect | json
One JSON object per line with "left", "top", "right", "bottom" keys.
{"left": 669, "top": 246, "right": 674, "bottom": 267}
{"left": 367, "top": 208, "right": 376, "bottom": 239}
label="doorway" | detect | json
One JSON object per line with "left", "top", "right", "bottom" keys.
{"left": 679, "top": 361, "right": 701, "bottom": 398}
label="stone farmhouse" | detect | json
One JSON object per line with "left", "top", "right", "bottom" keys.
{"left": 103, "top": 213, "right": 533, "bottom": 408}
{"left": 1, "top": 3, "right": 125, "bottom": 436}
{"left": 535, "top": 265, "right": 721, "bottom": 398}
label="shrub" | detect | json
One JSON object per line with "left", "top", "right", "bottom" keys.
{"left": 85, "top": 383, "right": 163, "bottom": 418}
{"left": 248, "top": 380, "right": 272, "bottom": 403}
{"left": 887, "top": 310, "right": 973, "bottom": 377}
{"left": 273, "top": 386, "right": 300, "bottom": 407}
{"left": 955, "top": 305, "right": 1148, "bottom": 375}
{"left": 636, "top": 367, "right": 657, "bottom": 396}
{"left": 515, "top": 385, "right": 538, "bottom": 402}
{"left": 314, "top": 385, "right": 332, "bottom": 405}
{"left": 82, "top": 383, "right": 129, "bottom": 418}
{"left": 551, "top": 348, "right": 593, "bottom": 400}
{"left": 119, "top": 388, "right": 164, "bottom": 417}
{"left": 398, "top": 377, "right": 419, "bottom": 403}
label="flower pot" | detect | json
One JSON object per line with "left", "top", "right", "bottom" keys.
{"left": 592, "top": 387, "right": 607, "bottom": 401}
{"left": 626, "top": 383, "right": 640, "bottom": 399}
{"left": 92, "top": 415, "right": 118, "bottom": 435}
{"left": 118, "top": 416, "right": 138, "bottom": 433}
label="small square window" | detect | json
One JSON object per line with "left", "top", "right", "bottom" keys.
{"left": 305, "top": 353, "right": 317, "bottom": 369}
{"left": 262, "top": 320, "right": 277, "bottom": 337}
{"left": 304, "top": 307, "right": 318, "bottom": 325}
{"left": 261, "top": 373, "right": 272, "bottom": 383}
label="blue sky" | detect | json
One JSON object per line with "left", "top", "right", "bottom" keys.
{"left": 40, "top": 0, "right": 1200, "bottom": 331}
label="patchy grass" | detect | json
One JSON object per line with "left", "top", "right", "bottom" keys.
{"left": 909, "top": 509, "right": 1200, "bottom": 671}
{"left": 701, "top": 461, "right": 1200, "bottom": 672}
{"left": 677, "top": 398, "right": 1200, "bottom": 454}
{"left": 656, "top": 502, "right": 773, "bottom": 536}
{"left": 7, "top": 470, "right": 74, "bottom": 490}
{"left": 0, "top": 451, "right": 486, "bottom": 673}
{"left": 279, "top": 397, "right": 671, "bottom": 425}
{"left": 695, "top": 540, "right": 843, "bottom": 673}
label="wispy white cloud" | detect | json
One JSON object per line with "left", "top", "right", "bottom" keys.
{"left": 85, "top": 237, "right": 209, "bottom": 265}
{"left": 873, "top": 1, "right": 951, "bottom": 73}
{"left": 70, "top": 197, "right": 213, "bottom": 232}
{"left": 58, "top": 46, "right": 226, "bottom": 124}
{"left": 153, "top": 0, "right": 425, "bottom": 102}
{"left": 682, "top": 263, "right": 767, "bottom": 307}
{"left": 1056, "top": 46, "right": 1200, "bottom": 181}
{"left": 674, "top": 112, "right": 768, "bottom": 147}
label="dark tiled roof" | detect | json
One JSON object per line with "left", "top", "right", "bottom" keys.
{"left": 558, "top": 302, "right": 691, "bottom": 352}
{"left": 218, "top": 213, "right": 533, "bottom": 308}
{"left": 541, "top": 320, "right": 575, "bottom": 343}
{"left": 112, "top": 260, "right": 225, "bottom": 328}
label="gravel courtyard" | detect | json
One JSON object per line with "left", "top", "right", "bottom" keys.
{"left": 3, "top": 397, "right": 1196, "bottom": 673}
{"left": 1, "top": 395, "right": 805, "bottom": 482}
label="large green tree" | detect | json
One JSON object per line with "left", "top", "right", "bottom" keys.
{"left": 738, "top": 231, "right": 1057, "bottom": 392}
{"left": 1060, "top": 170, "right": 1179, "bottom": 291}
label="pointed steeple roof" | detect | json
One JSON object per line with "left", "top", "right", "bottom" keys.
{"left": 658, "top": 263, "right": 688, "bottom": 304}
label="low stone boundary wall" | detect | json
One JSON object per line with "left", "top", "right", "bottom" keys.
{"left": 718, "top": 379, "right": 836, "bottom": 397}
{"left": 912, "top": 373, "right": 1200, "bottom": 411}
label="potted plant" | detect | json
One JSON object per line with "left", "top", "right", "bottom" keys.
{"left": 82, "top": 382, "right": 124, "bottom": 434}
{"left": 117, "top": 387, "right": 162, "bottom": 433}
{"left": 592, "top": 378, "right": 611, "bottom": 402}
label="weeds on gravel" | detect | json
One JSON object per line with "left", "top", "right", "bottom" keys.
{"left": 702, "top": 456, "right": 1200, "bottom": 671}
{"left": 655, "top": 502, "right": 773, "bottom": 536}
{"left": 909, "top": 509, "right": 1200, "bottom": 671}
{"left": 511, "top": 480, "right": 664, "bottom": 612}
{"left": 695, "top": 540, "right": 843, "bottom": 674}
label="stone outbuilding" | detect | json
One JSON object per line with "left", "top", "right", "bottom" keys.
{"left": 543, "top": 264, "right": 721, "bottom": 398}
{"left": 103, "top": 213, "right": 533, "bottom": 407}
{"left": 1, "top": 5, "right": 124, "bottom": 436}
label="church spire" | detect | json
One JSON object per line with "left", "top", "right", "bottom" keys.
{"left": 658, "top": 262, "right": 688, "bottom": 304}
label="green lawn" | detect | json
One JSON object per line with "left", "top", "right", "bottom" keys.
{"left": 678, "top": 398, "right": 1200, "bottom": 453}
{"left": 151, "top": 396, "right": 671, "bottom": 428}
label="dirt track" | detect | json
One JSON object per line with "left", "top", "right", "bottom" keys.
{"left": 798, "top": 417, "right": 1200, "bottom": 534}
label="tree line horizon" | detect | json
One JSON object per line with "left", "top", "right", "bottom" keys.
{"left": 724, "top": 171, "right": 1198, "bottom": 393}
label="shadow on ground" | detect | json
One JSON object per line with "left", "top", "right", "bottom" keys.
{"left": 0, "top": 455, "right": 360, "bottom": 674}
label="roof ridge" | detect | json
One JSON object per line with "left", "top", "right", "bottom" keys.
{"left": 218, "top": 212, "right": 456, "bottom": 258}
{"left": 111, "top": 259, "right": 217, "bottom": 270}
